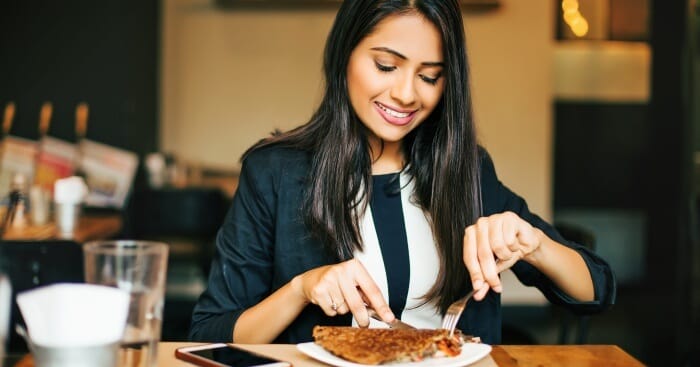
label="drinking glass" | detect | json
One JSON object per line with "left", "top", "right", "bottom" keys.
{"left": 83, "top": 241, "right": 168, "bottom": 367}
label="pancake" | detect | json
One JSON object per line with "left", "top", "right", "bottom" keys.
{"left": 312, "top": 326, "right": 462, "bottom": 365}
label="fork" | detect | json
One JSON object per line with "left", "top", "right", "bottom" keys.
{"left": 441, "top": 288, "right": 477, "bottom": 338}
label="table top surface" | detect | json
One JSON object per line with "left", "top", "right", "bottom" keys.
{"left": 158, "top": 342, "right": 645, "bottom": 367}
{"left": 2, "top": 342, "right": 646, "bottom": 367}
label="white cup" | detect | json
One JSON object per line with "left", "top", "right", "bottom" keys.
{"left": 54, "top": 202, "right": 80, "bottom": 237}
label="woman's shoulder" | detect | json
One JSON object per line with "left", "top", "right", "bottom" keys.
{"left": 242, "top": 143, "right": 311, "bottom": 174}
{"left": 477, "top": 145, "right": 495, "bottom": 171}
{"left": 476, "top": 145, "right": 500, "bottom": 193}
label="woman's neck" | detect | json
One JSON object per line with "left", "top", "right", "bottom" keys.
{"left": 369, "top": 138, "right": 404, "bottom": 174}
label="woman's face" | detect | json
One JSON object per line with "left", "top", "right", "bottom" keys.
{"left": 347, "top": 13, "right": 445, "bottom": 148}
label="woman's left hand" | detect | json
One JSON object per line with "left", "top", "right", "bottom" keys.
{"left": 462, "top": 211, "right": 543, "bottom": 300}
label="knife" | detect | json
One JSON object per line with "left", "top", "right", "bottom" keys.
{"left": 367, "top": 308, "right": 416, "bottom": 330}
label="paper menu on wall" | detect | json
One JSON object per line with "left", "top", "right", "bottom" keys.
{"left": 0, "top": 136, "right": 37, "bottom": 200}
{"left": 0, "top": 136, "right": 138, "bottom": 209}
{"left": 34, "top": 136, "right": 78, "bottom": 192}
{"left": 79, "top": 139, "right": 138, "bottom": 209}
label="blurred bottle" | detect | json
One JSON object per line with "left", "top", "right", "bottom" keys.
{"left": 165, "top": 153, "right": 188, "bottom": 188}
{"left": 2, "top": 173, "right": 29, "bottom": 231}
{"left": 145, "top": 153, "right": 166, "bottom": 189}
{"left": 29, "top": 185, "right": 51, "bottom": 226}
{"left": 73, "top": 102, "right": 89, "bottom": 179}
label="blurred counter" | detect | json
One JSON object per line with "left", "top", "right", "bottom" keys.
{"left": 1, "top": 214, "right": 122, "bottom": 243}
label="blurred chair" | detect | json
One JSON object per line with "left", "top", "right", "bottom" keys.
{"left": 127, "top": 187, "right": 229, "bottom": 341}
{"left": 0, "top": 240, "right": 84, "bottom": 352}
{"left": 500, "top": 270, "right": 544, "bottom": 345}
{"left": 554, "top": 222, "right": 596, "bottom": 344}
{"left": 501, "top": 318, "right": 539, "bottom": 345}
{"left": 128, "top": 187, "right": 228, "bottom": 275}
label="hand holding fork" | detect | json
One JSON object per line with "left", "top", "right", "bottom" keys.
{"left": 451, "top": 211, "right": 544, "bottom": 337}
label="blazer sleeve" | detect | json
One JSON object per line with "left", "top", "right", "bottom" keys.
{"left": 189, "top": 151, "right": 277, "bottom": 341}
{"left": 479, "top": 149, "right": 616, "bottom": 315}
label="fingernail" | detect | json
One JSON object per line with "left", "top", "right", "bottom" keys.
{"left": 474, "top": 280, "right": 484, "bottom": 290}
{"left": 493, "top": 285, "right": 502, "bottom": 293}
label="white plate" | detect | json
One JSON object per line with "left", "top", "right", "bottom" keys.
{"left": 296, "top": 342, "right": 492, "bottom": 367}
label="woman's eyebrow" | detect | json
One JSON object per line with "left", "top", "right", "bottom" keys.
{"left": 370, "top": 46, "right": 444, "bottom": 67}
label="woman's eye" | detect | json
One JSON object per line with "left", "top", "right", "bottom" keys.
{"left": 420, "top": 74, "right": 441, "bottom": 86}
{"left": 374, "top": 61, "right": 396, "bottom": 72}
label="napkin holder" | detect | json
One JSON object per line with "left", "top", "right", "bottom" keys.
{"left": 14, "top": 283, "right": 128, "bottom": 367}
{"left": 16, "top": 325, "right": 119, "bottom": 367}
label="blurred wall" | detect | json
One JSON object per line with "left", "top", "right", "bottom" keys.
{"left": 161, "top": 0, "right": 554, "bottom": 219}
{"left": 0, "top": 1, "right": 159, "bottom": 156}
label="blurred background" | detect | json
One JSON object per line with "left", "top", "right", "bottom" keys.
{"left": 0, "top": 0, "right": 698, "bottom": 366}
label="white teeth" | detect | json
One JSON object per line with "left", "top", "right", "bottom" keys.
{"left": 377, "top": 103, "right": 410, "bottom": 118}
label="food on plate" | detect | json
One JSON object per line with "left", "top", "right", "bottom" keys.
{"left": 312, "top": 326, "right": 467, "bottom": 365}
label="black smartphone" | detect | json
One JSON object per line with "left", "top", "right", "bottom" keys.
{"left": 175, "top": 343, "right": 292, "bottom": 367}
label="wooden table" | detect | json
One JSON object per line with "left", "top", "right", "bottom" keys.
{"left": 1, "top": 214, "right": 122, "bottom": 243}
{"left": 157, "top": 342, "right": 645, "bottom": 367}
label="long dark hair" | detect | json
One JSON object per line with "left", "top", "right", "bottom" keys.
{"left": 244, "top": 0, "right": 481, "bottom": 313}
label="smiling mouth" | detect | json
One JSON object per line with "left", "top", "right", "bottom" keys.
{"left": 374, "top": 102, "right": 418, "bottom": 126}
{"left": 376, "top": 102, "right": 414, "bottom": 118}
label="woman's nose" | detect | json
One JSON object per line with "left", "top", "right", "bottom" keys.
{"left": 389, "top": 73, "right": 416, "bottom": 106}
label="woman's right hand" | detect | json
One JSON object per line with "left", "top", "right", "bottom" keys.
{"left": 292, "top": 258, "right": 394, "bottom": 327}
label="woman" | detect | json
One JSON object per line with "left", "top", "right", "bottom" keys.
{"left": 190, "top": 0, "right": 615, "bottom": 345}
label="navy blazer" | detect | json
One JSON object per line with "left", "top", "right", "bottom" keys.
{"left": 189, "top": 145, "right": 616, "bottom": 344}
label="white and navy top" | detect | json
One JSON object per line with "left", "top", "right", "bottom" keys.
{"left": 190, "top": 145, "right": 616, "bottom": 345}
{"left": 354, "top": 171, "right": 442, "bottom": 329}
